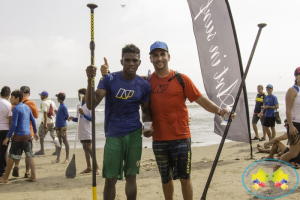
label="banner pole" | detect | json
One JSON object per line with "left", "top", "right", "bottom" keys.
{"left": 200, "top": 23, "right": 267, "bottom": 200}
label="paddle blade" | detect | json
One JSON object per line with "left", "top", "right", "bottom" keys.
{"left": 65, "top": 154, "right": 76, "bottom": 178}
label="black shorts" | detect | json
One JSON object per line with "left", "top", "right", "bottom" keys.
{"left": 287, "top": 122, "right": 300, "bottom": 146}
{"left": 80, "top": 140, "right": 92, "bottom": 143}
{"left": 263, "top": 117, "right": 275, "bottom": 127}
{"left": 9, "top": 134, "right": 34, "bottom": 160}
{"left": 284, "top": 147, "right": 300, "bottom": 163}
{"left": 252, "top": 114, "right": 265, "bottom": 125}
{"left": 153, "top": 138, "right": 191, "bottom": 184}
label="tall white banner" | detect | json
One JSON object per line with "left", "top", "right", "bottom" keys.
{"left": 186, "top": 0, "right": 250, "bottom": 142}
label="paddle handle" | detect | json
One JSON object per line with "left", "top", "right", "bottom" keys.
{"left": 73, "top": 95, "right": 83, "bottom": 154}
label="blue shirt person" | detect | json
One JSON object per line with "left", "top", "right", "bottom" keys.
{"left": 52, "top": 92, "right": 70, "bottom": 164}
{"left": 260, "top": 84, "right": 279, "bottom": 140}
{"left": 85, "top": 44, "right": 152, "bottom": 199}
{"left": 7, "top": 103, "right": 37, "bottom": 138}
{"left": 0, "top": 90, "right": 39, "bottom": 183}
{"left": 56, "top": 102, "right": 69, "bottom": 127}
{"left": 98, "top": 71, "right": 150, "bottom": 137}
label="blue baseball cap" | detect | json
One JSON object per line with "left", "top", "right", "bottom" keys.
{"left": 39, "top": 91, "right": 49, "bottom": 96}
{"left": 149, "top": 41, "right": 168, "bottom": 54}
{"left": 266, "top": 84, "right": 273, "bottom": 89}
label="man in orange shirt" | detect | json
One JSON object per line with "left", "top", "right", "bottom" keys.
{"left": 145, "top": 41, "right": 234, "bottom": 200}
{"left": 11, "top": 86, "right": 39, "bottom": 178}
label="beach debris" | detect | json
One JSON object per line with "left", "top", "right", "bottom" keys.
{"left": 235, "top": 158, "right": 240, "bottom": 160}
{"left": 144, "top": 146, "right": 147, "bottom": 148}
{"left": 191, "top": 141, "right": 202, "bottom": 143}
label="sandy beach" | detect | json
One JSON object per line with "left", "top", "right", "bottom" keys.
{"left": 1, "top": 131, "right": 299, "bottom": 200}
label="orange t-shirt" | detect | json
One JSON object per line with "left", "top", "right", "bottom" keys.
{"left": 11, "top": 97, "right": 39, "bottom": 136}
{"left": 149, "top": 70, "right": 202, "bottom": 141}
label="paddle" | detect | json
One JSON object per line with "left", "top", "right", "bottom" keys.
{"left": 87, "top": 3, "right": 98, "bottom": 200}
{"left": 65, "top": 94, "right": 84, "bottom": 178}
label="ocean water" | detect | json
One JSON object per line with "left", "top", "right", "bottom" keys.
{"left": 31, "top": 91, "right": 287, "bottom": 151}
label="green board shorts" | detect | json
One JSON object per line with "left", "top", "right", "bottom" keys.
{"left": 102, "top": 128, "right": 142, "bottom": 180}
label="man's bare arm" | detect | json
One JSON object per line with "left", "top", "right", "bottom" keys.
{"left": 195, "top": 96, "right": 234, "bottom": 118}
{"left": 85, "top": 65, "right": 107, "bottom": 110}
{"left": 141, "top": 102, "right": 152, "bottom": 122}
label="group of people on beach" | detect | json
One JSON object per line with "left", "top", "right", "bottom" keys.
{"left": 252, "top": 68, "right": 300, "bottom": 170}
{"left": 2, "top": 40, "right": 300, "bottom": 200}
{"left": 251, "top": 84, "right": 279, "bottom": 142}
{"left": 0, "top": 86, "right": 100, "bottom": 183}
{"left": 0, "top": 41, "right": 233, "bottom": 200}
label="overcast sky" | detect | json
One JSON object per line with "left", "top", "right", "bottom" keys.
{"left": 0, "top": 0, "right": 299, "bottom": 99}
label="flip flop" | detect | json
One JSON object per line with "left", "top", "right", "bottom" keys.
{"left": 12, "top": 167, "right": 19, "bottom": 177}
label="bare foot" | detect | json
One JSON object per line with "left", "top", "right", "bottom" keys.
{"left": 25, "top": 177, "right": 37, "bottom": 182}
{"left": 264, "top": 156, "right": 273, "bottom": 159}
{"left": 80, "top": 168, "right": 92, "bottom": 174}
{"left": 62, "top": 159, "right": 69, "bottom": 164}
{"left": 0, "top": 177, "right": 8, "bottom": 183}
{"left": 96, "top": 169, "right": 101, "bottom": 175}
{"left": 257, "top": 146, "right": 264, "bottom": 152}
{"left": 51, "top": 159, "right": 60, "bottom": 164}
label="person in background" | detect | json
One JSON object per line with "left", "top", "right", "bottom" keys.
{"left": 35, "top": 91, "right": 59, "bottom": 156}
{"left": 68, "top": 88, "right": 100, "bottom": 174}
{"left": 0, "top": 90, "right": 39, "bottom": 183}
{"left": 251, "top": 85, "right": 266, "bottom": 141}
{"left": 0, "top": 86, "right": 12, "bottom": 177}
{"left": 52, "top": 92, "right": 69, "bottom": 164}
{"left": 259, "top": 84, "right": 279, "bottom": 140}
{"left": 12, "top": 86, "right": 39, "bottom": 178}
{"left": 274, "top": 67, "right": 300, "bottom": 171}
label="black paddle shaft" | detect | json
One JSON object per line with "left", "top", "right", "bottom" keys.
{"left": 200, "top": 23, "right": 267, "bottom": 200}
{"left": 87, "top": 3, "right": 98, "bottom": 195}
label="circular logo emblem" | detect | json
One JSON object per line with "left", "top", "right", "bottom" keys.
{"left": 242, "top": 159, "right": 299, "bottom": 199}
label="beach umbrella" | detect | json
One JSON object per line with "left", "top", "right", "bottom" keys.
{"left": 65, "top": 94, "right": 84, "bottom": 178}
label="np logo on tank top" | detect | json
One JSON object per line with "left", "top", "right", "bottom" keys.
{"left": 115, "top": 88, "right": 134, "bottom": 99}
{"left": 152, "top": 84, "right": 169, "bottom": 93}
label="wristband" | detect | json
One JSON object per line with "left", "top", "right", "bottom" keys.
{"left": 218, "top": 108, "right": 222, "bottom": 116}
{"left": 143, "top": 122, "right": 152, "bottom": 130}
